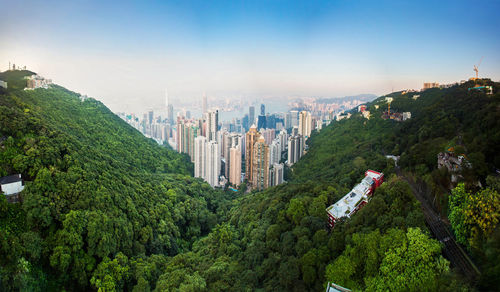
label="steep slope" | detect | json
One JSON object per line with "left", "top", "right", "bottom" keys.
{"left": 0, "top": 71, "right": 232, "bottom": 291}
{"left": 152, "top": 81, "right": 500, "bottom": 291}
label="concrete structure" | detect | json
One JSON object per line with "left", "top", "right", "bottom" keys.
{"left": 423, "top": 82, "right": 439, "bottom": 90}
{"left": 245, "top": 125, "right": 260, "bottom": 181}
{"left": 249, "top": 106, "right": 255, "bottom": 126}
{"left": 229, "top": 146, "right": 242, "bottom": 186}
{"left": 1, "top": 174, "right": 25, "bottom": 203}
{"left": 176, "top": 117, "right": 198, "bottom": 161}
{"left": 0, "top": 80, "right": 7, "bottom": 89}
{"left": 298, "top": 111, "right": 312, "bottom": 138}
{"left": 251, "top": 136, "right": 269, "bottom": 191}
{"left": 261, "top": 128, "right": 276, "bottom": 145}
{"left": 269, "top": 139, "right": 281, "bottom": 166}
{"left": 326, "top": 170, "right": 384, "bottom": 228}
{"left": 205, "top": 141, "right": 220, "bottom": 187}
{"left": 1, "top": 174, "right": 25, "bottom": 195}
{"left": 207, "top": 110, "right": 218, "bottom": 142}
{"left": 287, "top": 135, "right": 303, "bottom": 165}
{"left": 194, "top": 136, "right": 207, "bottom": 179}
{"left": 25, "top": 75, "right": 52, "bottom": 89}
{"left": 269, "top": 163, "right": 284, "bottom": 187}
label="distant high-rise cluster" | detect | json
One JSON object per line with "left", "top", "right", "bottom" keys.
{"left": 119, "top": 94, "right": 335, "bottom": 191}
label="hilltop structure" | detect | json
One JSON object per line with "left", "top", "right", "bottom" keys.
{"left": 25, "top": 74, "right": 52, "bottom": 89}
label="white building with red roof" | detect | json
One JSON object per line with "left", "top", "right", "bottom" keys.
{"left": 326, "top": 170, "right": 383, "bottom": 228}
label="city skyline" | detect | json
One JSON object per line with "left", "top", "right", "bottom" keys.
{"left": 1, "top": 0, "right": 500, "bottom": 113}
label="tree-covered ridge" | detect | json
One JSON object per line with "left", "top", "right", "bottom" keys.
{"left": 0, "top": 71, "right": 233, "bottom": 291}
{"left": 1, "top": 69, "right": 499, "bottom": 291}
{"left": 152, "top": 81, "right": 500, "bottom": 291}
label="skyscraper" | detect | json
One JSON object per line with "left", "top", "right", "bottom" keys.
{"left": 257, "top": 115, "right": 266, "bottom": 130}
{"left": 287, "top": 134, "right": 304, "bottom": 165}
{"left": 252, "top": 136, "right": 269, "bottom": 191}
{"left": 284, "top": 112, "right": 292, "bottom": 129}
{"left": 245, "top": 125, "right": 260, "bottom": 181}
{"left": 148, "top": 110, "right": 154, "bottom": 125}
{"left": 176, "top": 117, "right": 198, "bottom": 162}
{"left": 269, "top": 139, "right": 281, "bottom": 166}
{"left": 249, "top": 106, "right": 255, "bottom": 126}
{"left": 260, "top": 103, "right": 265, "bottom": 115}
{"left": 229, "top": 146, "right": 242, "bottom": 186}
{"left": 269, "top": 163, "right": 284, "bottom": 187}
{"left": 207, "top": 110, "right": 218, "bottom": 141}
{"left": 298, "top": 111, "right": 312, "bottom": 138}
{"left": 194, "top": 136, "right": 207, "bottom": 178}
{"left": 205, "top": 140, "right": 220, "bottom": 187}
{"left": 167, "top": 104, "right": 174, "bottom": 125}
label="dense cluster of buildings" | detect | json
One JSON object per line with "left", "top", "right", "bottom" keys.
{"left": 119, "top": 94, "right": 332, "bottom": 190}
{"left": 25, "top": 74, "right": 52, "bottom": 90}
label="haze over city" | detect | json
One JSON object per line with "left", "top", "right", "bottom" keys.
{"left": 1, "top": 0, "right": 500, "bottom": 113}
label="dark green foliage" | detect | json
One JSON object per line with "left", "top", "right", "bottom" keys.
{"left": 0, "top": 71, "right": 233, "bottom": 291}
{"left": 1, "top": 70, "right": 498, "bottom": 291}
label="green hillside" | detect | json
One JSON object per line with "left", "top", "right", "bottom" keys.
{"left": 152, "top": 80, "right": 500, "bottom": 291}
{"left": 0, "top": 71, "right": 233, "bottom": 291}
{"left": 1, "top": 70, "right": 499, "bottom": 291}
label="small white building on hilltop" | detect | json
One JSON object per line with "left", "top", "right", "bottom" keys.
{"left": 0, "top": 80, "right": 7, "bottom": 88}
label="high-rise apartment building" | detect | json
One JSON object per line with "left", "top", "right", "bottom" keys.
{"left": 252, "top": 136, "right": 269, "bottom": 191}
{"left": 148, "top": 110, "right": 154, "bottom": 125}
{"left": 205, "top": 140, "right": 220, "bottom": 187}
{"left": 261, "top": 128, "right": 276, "bottom": 145}
{"left": 194, "top": 136, "right": 207, "bottom": 178}
{"left": 245, "top": 125, "right": 260, "bottom": 181}
{"left": 176, "top": 118, "right": 198, "bottom": 162}
{"left": 269, "top": 163, "right": 284, "bottom": 187}
{"left": 284, "top": 112, "right": 292, "bottom": 129}
{"left": 298, "top": 111, "right": 312, "bottom": 139}
{"left": 269, "top": 139, "right": 281, "bottom": 166}
{"left": 229, "top": 146, "right": 242, "bottom": 186}
{"left": 207, "top": 110, "right": 218, "bottom": 142}
{"left": 287, "top": 134, "right": 304, "bottom": 165}
{"left": 167, "top": 104, "right": 174, "bottom": 125}
{"left": 249, "top": 106, "right": 255, "bottom": 126}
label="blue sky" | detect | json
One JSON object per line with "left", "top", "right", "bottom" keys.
{"left": 1, "top": 0, "right": 499, "bottom": 112}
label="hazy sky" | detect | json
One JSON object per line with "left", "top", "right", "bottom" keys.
{"left": 1, "top": 0, "right": 499, "bottom": 113}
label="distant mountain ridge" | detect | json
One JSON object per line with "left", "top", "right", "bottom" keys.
{"left": 315, "top": 93, "right": 377, "bottom": 104}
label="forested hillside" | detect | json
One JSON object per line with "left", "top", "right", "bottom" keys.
{"left": 152, "top": 80, "right": 500, "bottom": 291}
{"left": 0, "top": 71, "right": 234, "bottom": 291}
{"left": 1, "top": 70, "right": 499, "bottom": 291}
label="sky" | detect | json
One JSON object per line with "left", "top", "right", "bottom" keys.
{"left": 1, "top": 0, "right": 499, "bottom": 113}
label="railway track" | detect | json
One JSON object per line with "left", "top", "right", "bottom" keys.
{"left": 398, "top": 171, "right": 480, "bottom": 278}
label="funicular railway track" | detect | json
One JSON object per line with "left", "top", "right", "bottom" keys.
{"left": 398, "top": 170, "right": 480, "bottom": 279}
